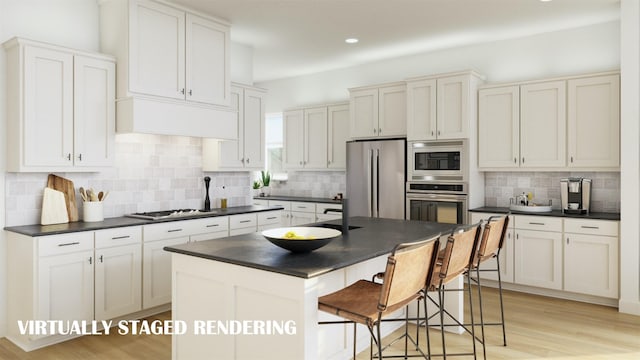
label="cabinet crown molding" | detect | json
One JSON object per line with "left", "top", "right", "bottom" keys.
{"left": 2, "top": 37, "right": 115, "bottom": 61}
{"left": 479, "top": 70, "right": 620, "bottom": 90}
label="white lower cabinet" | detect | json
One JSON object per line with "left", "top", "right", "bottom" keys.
{"left": 563, "top": 219, "right": 619, "bottom": 298}
{"left": 258, "top": 210, "right": 283, "bottom": 231}
{"left": 229, "top": 213, "right": 258, "bottom": 235}
{"left": 514, "top": 229, "right": 563, "bottom": 290}
{"left": 143, "top": 237, "right": 186, "bottom": 309}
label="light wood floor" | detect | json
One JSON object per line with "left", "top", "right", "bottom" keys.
{"left": 1, "top": 287, "right": 638, "bottom": 359}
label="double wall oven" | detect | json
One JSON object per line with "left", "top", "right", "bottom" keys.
{"left": 406, "top": 140, "right": 468, "bottom": 225}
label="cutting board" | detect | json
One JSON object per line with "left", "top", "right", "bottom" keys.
{"left": 47, "top": 174, "right": 79, "bottom": 222}
{"left": 41, "top": 188, "right": 70, "bottom": 225}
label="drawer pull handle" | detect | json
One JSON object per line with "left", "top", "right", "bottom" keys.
{"left": 111, "top": 235, "right": 130, "bottom": 240}
{"left": 581, "top": 226, "right": 599, "bottom": 229}
{"left": 168, "top": 229, "right": 183, "bottom": 233}
{"left": 567, "top": 237, "right": 570, "bottom": 244}
{"left": 206, "top": 224, "right": 219, "bottom": 228}
{"left": 266, "top": 217, "right": 277, "bottom": 220}
{"left": 89, "top": 256, "right": 92, "bottom": 265}
{"left": 240, "top": 220, "right": 252, "bottom": 223}
{"left": 529, "top": 222, "right": 545, "bottom": 225}
{"left": 99, "top": 255, "right": 104, "bottom": 263}
{"left": 58, "top": 242, "right": 80, "bottom": 247}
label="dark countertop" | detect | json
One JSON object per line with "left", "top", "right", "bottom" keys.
{"left": 4, "top": 205, "right": 284, "bottom": 237}
{"left": 253, "top": 195, "right": 342, "bottom": 204}
{"left": 469, "top": 207, "right": 620, "bottom": 221}
{"left": 164, "top": 217, "right": 456, "bottom": 279}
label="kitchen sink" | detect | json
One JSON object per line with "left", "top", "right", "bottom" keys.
{"left": 313, "top": 223, "right": 362, "bottom": 231}
{"left": 509, "top": 204, "right": 553, "bottom": 213}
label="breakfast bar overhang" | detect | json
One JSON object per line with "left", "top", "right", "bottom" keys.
{"left": 164, "top": 217, "right": 459, "bottom": 360}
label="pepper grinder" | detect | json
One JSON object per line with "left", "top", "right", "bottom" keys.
{"left": 204, "top": 176, "right": 211, "bottom": 211}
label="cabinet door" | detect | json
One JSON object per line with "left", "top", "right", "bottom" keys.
{"left": 73, "top": 56, "right": 116, "bottom": 167}
{"left": 437, "top": 75, "right": 469, "bottom": 139}
{"left": 243, "top": 88, "right": 266, "bottom": 169}
{"left": 185, "top": 13, "right": 230, "bottom": 106}
{"left": 219, "top": 86, "right": 244, "bottom": 168}
{"left": 37, "top": 251, "right": 94, "bottom": 324}
{"left": 478, "top": 86, "right": 520, "bottom": 168}
{"left": 350, "top": 88, "right": 378, "bottom": 138}
{"left": 564, "top": 234, "right": 618, "bottom": 298}
{"left": 290, "top": 211, "right": 316, "bottom": 226}
{"left": 143, "top": 237, "right": 187, "bottom": 309}
{"left": 327, "top": 104, "right": 349, "bottom": 169}
{"left": 284, "top": 110, "right": 304, "bottom": 169}
{"left": 129, "top": 0, "right": 185, "bottom": 99}
{"left": 95, "top": 244, "right": 142, "bottom": 320}
{"left": 378, "top": 85, "right": 406, "bottom": 137}
{"left": 520, "top": 81, "right": 566, "bottom": 167}
{"left": 304, "top": 107, "right": 328, "bottom": 169}
{"left": 23, "top": 45, "right": 74, "bottom": 168}
{"left": 514, "top": 229, "right": 562, "bottom": 290}
{"left": 406, "top": 79, "right": 437, "bottom": 141}
{"left": 567, "top": 74, "right": 620, "bottom": 168}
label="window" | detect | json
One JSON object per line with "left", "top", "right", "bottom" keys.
{"left": 265, "top": 112, "right": 285, "bottom": 179}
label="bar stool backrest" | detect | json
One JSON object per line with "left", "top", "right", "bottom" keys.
{"left": 439, "top": 224, "right": 481, "bottom": 281}
{"left": 378, "top": 235, "right": 440, "bottom": 311}
{"left": 477, "top": 216, "right": 509, "bottom": 260}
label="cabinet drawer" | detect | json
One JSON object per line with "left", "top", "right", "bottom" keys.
{"left": 39, "top": 232, "right": 93, "bottom": 257}
{"left": 230, "top": 213, "right": 257, "bottom": 229}
{"left": 186, "top": 217, "right": 229, "bottom": 235}
{"left": 316, "top": 203, "right": 342, "bottom": 216}
{"left": 564, "top": 218, "right": 618, "bottom": 237}
{"left": 253, "top": 199, "right": 269, "bottom": 206}
{"left": 267, "top": 200, "right": 291, "bottom": 211}
{"left": 95, "top": 226, "right": 142, "bottom": 248}
{"left": 291, "top": 202, "right": 316, "bottom": 213}
{"left": 258, "top": 211, "right": 282, "bottom": 225}
{"left": 143, "top": 221, "right": 194, "bottom": 242}
{"left": 515, "top": 215, "right": 562, "bottom": 232}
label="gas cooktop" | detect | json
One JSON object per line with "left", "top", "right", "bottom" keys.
{"left": 126, "top": 209, "right": 208, "bottom": 220}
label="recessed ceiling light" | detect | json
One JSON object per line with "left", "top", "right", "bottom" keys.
{"left": 345, "top": 38, "right": 359, "bottom": 44}
{"left": 540, "top": 0, "right": 552, "bottom": 2}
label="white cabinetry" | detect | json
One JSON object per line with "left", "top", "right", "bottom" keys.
{"left": 258, "top": 211, "right": 283, "bottom": 231}
{"left": 349, "top": 83, "right": 406, "bottom": 138}
{"left": 567, "top": 74, "right": 620, "bottom": 168}
{"left": 564, "top": 219, "right": 618, "bottom": 298}
{"left": 469, "top": 212, "right": 514, "bottom": 283}
{"left": 100, "top": 0, "right": 235, "bottom": 138}
{"left": 94, "top": 227, "right": 143, "bottom": 321}
{"left": 514, "top": 216, "right": 563, "bottom": 290}
{"left": 257, "top": 200, "right": 343, "bottom": 225}
{"left": 478, "top": 86, "right": 520, "bottom": 168}
{"left": 229, "top": 213, "right": 258, "bottom": 235}
{"left": 4, "top": 38, "right": 115, "bottom": 172}
{"left": 203, "top": 84, "right": 266, "bottom": 171}
{"left": 327, "top": 103, "right": 350, "bottom": 169}
{"left": 188, "top": 217, "right": 229, "bottom": 242}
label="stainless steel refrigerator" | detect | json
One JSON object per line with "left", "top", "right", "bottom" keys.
{"left": 346, "top": 138, "right": 406, "bottom": 219}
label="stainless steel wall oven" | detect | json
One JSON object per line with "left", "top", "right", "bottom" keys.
{"left": 405, "top": 181, "right": 468, "bottom": 225}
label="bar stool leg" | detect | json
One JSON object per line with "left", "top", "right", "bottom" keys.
{"left": 466, "top": 274, "right": 478, "bottom": 360}
{"left": 439, "top": 287, "right": 447, "bottom": 359}
{"left": 496, "top": 256, "right": 507, "bottom": 346}
{"left": 423, "top": 294, "right": 432, "bottom": 359}
{"left": 474, "top": 267, "right": 487, "bottom": 359}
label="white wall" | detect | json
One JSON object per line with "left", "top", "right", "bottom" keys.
{"left": 257, "top": 21, "right": 620, "bottom": 112}
{"left": 231, "top": 42, "right": 254, "bottom": 85}
{"left": 619, "top": 0, "right": 640, "bottom": 316}
{"left": 0, "top": 0, "right": 102, "bottom": 339}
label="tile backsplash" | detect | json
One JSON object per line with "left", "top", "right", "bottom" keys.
{"left": 268, "top": 171, "right": 346, "bottom": 199}
{"left": 5, "top": 134, "right": 251, "bottom": 226}
{"left": 484, "top": 171, "right": 620, "bottom": 213}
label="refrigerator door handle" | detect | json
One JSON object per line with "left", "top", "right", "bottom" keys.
{"left": 369, "top": 148, "right": 374, "bottom": 217}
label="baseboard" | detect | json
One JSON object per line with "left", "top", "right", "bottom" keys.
{"left": 618, "top": 299, "right": 640, "bottom": 315}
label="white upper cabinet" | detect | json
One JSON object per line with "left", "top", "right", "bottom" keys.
{"left": 203, "top": 84, "right": 266, "bottom": 171}
{"left": 327, "top": 104, "right": 349, "bottom": 169}
{"left": 284, "top": 109, "right": 305, "bottom": 169}
{"left": 520, "top": 80, "right": 566, "bottom": 168}
{"left": 304, "top": 107, "right": 329, "bottom": 169}
{"left": 407, "top": 71, "right": 482, "bottom": 141}
{"left": 478, "top": 72, "right": 619, "bottom": 171}
{"left": 567, "top": 74, "right": 620, "bottom": 169}
{"left": 4, "top": 38, "right": 116, "bottom": 172}
{"left": 100, "top": 0, "right": 235, "bottom": 138}
{"left": 349, "top": 83, "right": 405, "bottom": 139}
{"left": 478, "top": 86, "right": 520, "bottom": 168}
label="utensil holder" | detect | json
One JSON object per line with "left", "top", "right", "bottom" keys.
{"left": 83, "top": 201, "right": 104, "bottom": 222}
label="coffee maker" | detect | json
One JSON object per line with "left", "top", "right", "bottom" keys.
{"left": 560, "top": 178, "right": 592, "bottom": 214}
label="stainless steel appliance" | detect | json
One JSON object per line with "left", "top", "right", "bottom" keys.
{"left": 346, "top": 138, "right": 406, "bottom": 219}
{"left": 408, "top": 140, "right": 467, "bottom": 182}
{"left": 560, "top": 178, "right": 592, "bottom": 214}
{"left": 126, "top": 209, "right": 207, "bottom": 220}
{"left": 406, "top": 181, "right": 468, "bottom": 224}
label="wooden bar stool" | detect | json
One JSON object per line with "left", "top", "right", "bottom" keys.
{"left": 318, "top": 235, "right": 440, "bottom": 359}
{"left": 425, "top": 223, "right": 482, "bottom": 359}
{"left": 468, "top": 215, "right": 510, "bottom": 355}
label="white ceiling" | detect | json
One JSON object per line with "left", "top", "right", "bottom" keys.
{"left": 173, "top": 0, "right": 620, "bottom": 82}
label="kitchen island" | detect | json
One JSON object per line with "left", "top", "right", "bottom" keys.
{"left": 164, "top": 217, "right": 458, "bottom": 360}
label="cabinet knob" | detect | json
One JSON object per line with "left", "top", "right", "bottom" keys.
{"left": 570, "top": 156, "right": 574, "bottom": 163}
{"left": 566, "top": 237, "right": 570, "bottom": 244}
{"left": 299, "top": 161, "right": 303, "bottom": 165}
{"left": 241, "top": 158, "right": 244, "bottom": 163}
{"left": 189, "top": 89, "right": 193, "bottom": 96}
{"left": 246, "top": 158, "right": 250, "bottom": 164}
{"left": 99, "top": 255, "right": 104, "bottom": 263}
{"left": 522, "top": 157, "right": 525, "bottom": 164}
{"left": 514, "top": 157, "right": 517, "bottom": 164}
{"left": 431, "top": 131, "right": 434, "bottom": 136}
{"left": 88, "top": 256, "right": 92, "bottom": 265}
{"left": 181, "top": 88, "right": 185, "bottom": 95}
{"left": 437, "top": 130, "right": 440, "bottom": 136}
{"left": 67, "top": 153, "right": 71, "bottom": 161}
{"left": 378, "top": 128, "right": 382, "bottom": 133}
{"left": 78, "top": 153, "right": 82, "bottom": 161}
{"left": 373, "top": 128, "right": 377, "bottom": 134}
{"left": 327, "top": 160, "right": 331, "bottom": 165}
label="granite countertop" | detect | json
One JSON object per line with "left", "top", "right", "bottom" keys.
{"left": 4, "top": 205, "right": 284, "bottom": 237}
{"left": 164, "top": 216, "right": 456, "bottom": 279}
{"left": 253, "top": 195, "right": 343, "bottom": 204}
{"left": 469, "top": 206, "right": 620, "bottom": 221}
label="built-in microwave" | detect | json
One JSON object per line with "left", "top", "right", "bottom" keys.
{"left": 408, "top": 140, "right": 468, "bottom": 182}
